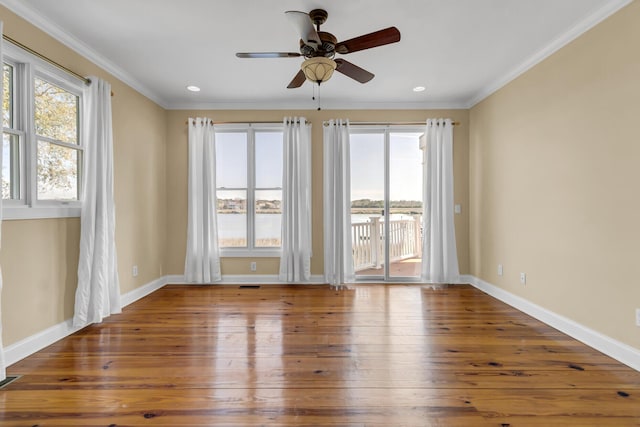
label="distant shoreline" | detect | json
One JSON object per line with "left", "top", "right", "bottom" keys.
{"left": 351, "top": 208, "right": 422, "bottom": 215}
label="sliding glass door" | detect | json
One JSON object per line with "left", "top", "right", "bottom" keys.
{"left": 349, "top": 126, "right": 424, "bottom": 281}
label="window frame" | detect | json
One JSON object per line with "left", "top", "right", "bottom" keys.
{"left": 2, "top": 128, "right": 25, "bottom": 203}
{"left": 215, "top": 123, "right": 283, "bottom": 258}
{"left": 2, "top": 42, "right": 85, "bottom": 220}
{"left": 348, "top": 124, "right": 426, "bottom": 282}
{"left": 3, "top": 59, "right": 25, "bottom": 206}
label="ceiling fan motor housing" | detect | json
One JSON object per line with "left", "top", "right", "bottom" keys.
{"left": 299, "top": 8, "right": 338, "bottom": 60}
{"left": 300, "top": 32, "right": 337, "bottom": 58}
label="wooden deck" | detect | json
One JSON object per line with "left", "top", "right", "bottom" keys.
{"left": 356, "top": 256, "right": 422, "bottom": 277}
{"left": 2, "top": 284, "right": 640, "bottom": 426}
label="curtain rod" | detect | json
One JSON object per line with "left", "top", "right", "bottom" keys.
{"left": 326, "top": 120, "right": 460, "bottom": 126}
{"left": 185, "top": 119, "right": 458, "bottom": 126}
{"left": 3, "top": 34, "right": 90, "bottom": 84}
{"left": 185, "top": 120, "right": 298, "bottom": 125}
{"left": 3, "top": 34, "right": 115, "bottom": 97}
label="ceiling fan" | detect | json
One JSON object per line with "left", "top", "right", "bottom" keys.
{"left": 236, "top": 9, "right": 401, "bottom": 88}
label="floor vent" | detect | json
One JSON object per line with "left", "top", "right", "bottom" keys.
{"left": 0, "top": 375, "right": 21, "bottom": 389}
{"left": 239, "top": 285, "right": 261, "bottom": 289}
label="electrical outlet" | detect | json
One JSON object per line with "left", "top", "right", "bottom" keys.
{"left": 636, "top": 309, "right": 640, "bottom": 327}
{"left": 132, "top": 265, "right": 139, "bottom": 277}
{"left": 250, "top": 262, "right": 257, "bottom": 272}
{"left": 497, "top": 264, "right": 503, "bottom": 276}
{"left": 520, "top": 272, "right": 526, "bottom": 285}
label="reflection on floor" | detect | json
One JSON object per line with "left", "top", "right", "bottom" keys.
{"left": 356, "top": 257, "right": 422, "bottom": 277}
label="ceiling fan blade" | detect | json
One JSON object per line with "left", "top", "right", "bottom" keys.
{"left": 236, "top": 52, "right": 301, "bottom": 58}
{"left": 285, "top": 10, "right": 321, "bottom": 49}
{"left": 287, "top": 70, "right": 306, "bottom": 88}
{"left": 334, "top": 59, "right": 374, "bottom": 83}
{"left": 335, "top": 27, "right": 401, "bottom": 54}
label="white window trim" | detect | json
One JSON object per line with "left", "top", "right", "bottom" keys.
{"left": 220, "top": 248, "right": 282, "bottom": 258}
{"left": 3, "top": 42, "right": 85, "bottom": 220}
{"left": 1, "top": 127, "right": 25, "bottom": 206}
{"left": 216, "top": 123, "right": 283, "bottom": 258}
{"left": 3, "top": 205, "right": 81, "bottom": 220}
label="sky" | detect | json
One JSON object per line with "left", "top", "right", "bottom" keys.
{"left": 216, "top": 131, "right": 283, "bottom": 201}
{"left": 350, "top": 132, "right": 423, "bottom": 201}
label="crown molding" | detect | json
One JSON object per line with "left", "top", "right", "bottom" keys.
{"left": 0, "top": 0, "right": 169, "bottom": 108}
{"left": 166, "top": 100, "right": 469, "bottom": 111}
{"left": 465, "top": 0, "right": 633, "bottom": 108}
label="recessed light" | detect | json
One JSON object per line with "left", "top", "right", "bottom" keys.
{"left": 186, "top": 85, "right": 201, "bottom": 92}
{"left": 413, "top": 86, "right": 426, "bottom": 92}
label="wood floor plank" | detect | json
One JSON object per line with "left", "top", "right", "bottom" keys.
{"left": 7, "top": 369, "right": 640, "bottom": 391}
{"left": 2, "top": 284, "right": 639, "bottom": 426}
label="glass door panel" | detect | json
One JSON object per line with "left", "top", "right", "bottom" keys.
{"left": 388, "top": 132, "right": 424, "bottom": 279}
{"left": 350, "top": 133, "right": 385, "bottom": 279}
{"left": 350, "top": 128, "right": 424, "bottom": 281}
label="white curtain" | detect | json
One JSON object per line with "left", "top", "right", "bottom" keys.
{"left": 323, "top": 119, "right": 355, "bottom": 287}
{"left": 0, "top": 20, "right": 6, "bottom": 382}
{"left": 421, "top": 118, "right": 460, "bottom": 283}
{"left": 279, "top": 117, "right": 312, "bottom": 282}
{"left": 184, "top": 118, "right": 221, "bottom": 283}
{"left": 73, "top": 77, "right": 121, "bottom": 328}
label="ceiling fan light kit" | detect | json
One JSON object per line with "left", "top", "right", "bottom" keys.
{"left": 236, "top": 8, "right": 401, "bottom": 89}
{"left": 301, "top": 57, "right": 337, "bottom": 84}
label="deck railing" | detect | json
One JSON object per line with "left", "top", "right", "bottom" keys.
{"left": 351, "top": 216, "right": 421, "bottom": 272}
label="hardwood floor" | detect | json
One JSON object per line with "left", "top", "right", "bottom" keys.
{"left": 2, "top": 284, "right": 639, "bottom": 426}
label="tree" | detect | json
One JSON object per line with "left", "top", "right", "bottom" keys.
{"left": 34, "top": 78, "right": 79, "bottom": 200}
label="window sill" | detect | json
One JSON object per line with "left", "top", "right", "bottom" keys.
{"left": 3, "top": 205, "right": 81, "bottom": 220}
{"left": 220, "top": 249, "right": 281, "bottom": 258}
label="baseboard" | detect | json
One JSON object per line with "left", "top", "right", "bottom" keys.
{"left": 120, "top": 276, "right": 167, "bottom": 306}
{"left": 5, "top": 275, "right": 172, "bottom": 367}
{"left": 462, "top": 275, "right": 640, "bottom": 372}
{"left": 164, "top": 274, "right": 187, "bottom": 284}
{"left": 4, "top": 319, "right": 80, "bottom": 368}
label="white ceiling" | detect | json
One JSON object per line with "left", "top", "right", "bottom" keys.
{"left": 0, "top": 0, "right": 630, "bottom": 110}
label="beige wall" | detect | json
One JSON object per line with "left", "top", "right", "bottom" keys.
{"left": 470, "top": 2, "right": 640, "bottom": 349}
{"left": 1, "top": 219, "right": 79, "bottom": 343}
{"left": 165, "top": 109, "right": 470, "bottom": 277}
{"left": 0, "top": 6, "right": 168, "bottom": 346}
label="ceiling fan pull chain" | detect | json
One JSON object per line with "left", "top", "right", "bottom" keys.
{"left": 311, "top": 83, "right": 321, "bottom": 110}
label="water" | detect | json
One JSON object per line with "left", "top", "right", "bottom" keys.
{"left": 218, "top": 214, "right": 281, "bottom": 240}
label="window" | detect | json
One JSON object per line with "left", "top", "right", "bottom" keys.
{"left": 2, "top": 43, "right": 84, "bottom": 219}
{"left": 215, "top": 124, "right": 283, "bottom": 256}
{"left": 34, "top": 77, "right": 81, "bottom": 201}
